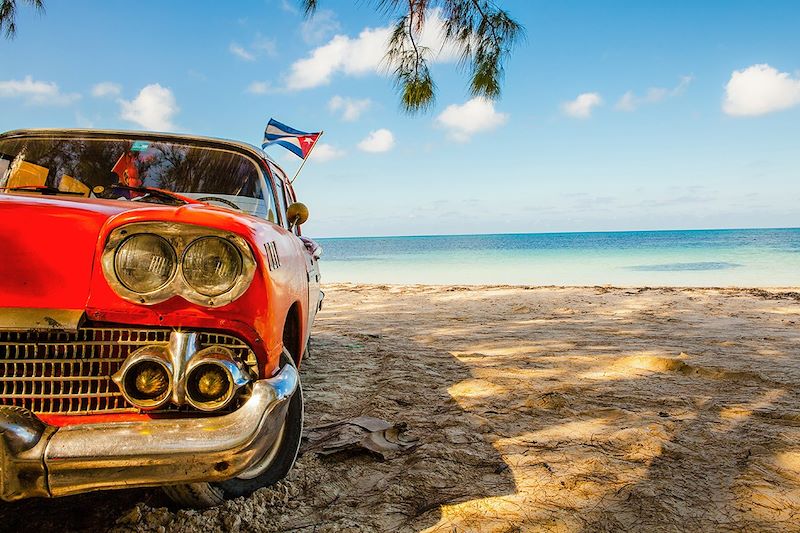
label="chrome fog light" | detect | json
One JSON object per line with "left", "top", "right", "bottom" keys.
{"left": 188, "top": 363, "right": 232, "bottom": 404}
{"left": 185, "top": 347, "right": 251, "bottom": 412}
{"left": 119, "top": 360, "right": 172, "bottom": 409}
{"left": 128, "top": 361, "right": 170, "bottom": 400}
{"left": 112, "top": 348, "right": 173, "bottom": 410}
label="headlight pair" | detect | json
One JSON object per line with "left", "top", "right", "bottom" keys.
{"left": 102, "top": 223, "right": 256, "bottom": 307}
{"left": 115, "top": 234, "right": 242, "bottom": 296}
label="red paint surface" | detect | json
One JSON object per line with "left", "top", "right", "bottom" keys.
{"left": 38, "top": 412, "right": 154, "bottom": 427}
{"left": 0, "top": 192, "right": 311, "bottom": 409}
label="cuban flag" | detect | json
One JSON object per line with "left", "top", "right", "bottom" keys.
{"left": 262, "top": 119, "right": 322, "bottom": 160}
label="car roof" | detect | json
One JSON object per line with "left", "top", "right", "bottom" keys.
{"left": 0, "top": 128, "right": 284, "bottom": 170}
{"left": 0, "top": 128, "right": 301, "bottom": 199}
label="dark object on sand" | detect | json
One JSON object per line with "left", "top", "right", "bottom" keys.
{"left": 301, "top": 416, "right": 419, "bottom": 460}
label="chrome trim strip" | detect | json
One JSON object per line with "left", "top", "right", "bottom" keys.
{"left": 0, "top": 365, "right": 298, "bottom": 501}
{"left": 168, "top": 331, "right": 199, "bottom": 405}
{"left": 0, "top": 309, "right": 83, "bottom": 332}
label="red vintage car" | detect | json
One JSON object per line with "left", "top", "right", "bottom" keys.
{"left": 0, "top": 129, "right": 322, "bottom": 507}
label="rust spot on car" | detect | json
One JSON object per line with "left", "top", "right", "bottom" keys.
{"left": 43, "top": 317, "right": 62, "bottom": 328}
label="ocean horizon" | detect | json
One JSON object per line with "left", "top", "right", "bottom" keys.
{"left": 317, "top": 227, "right": 800, "bottom": 287}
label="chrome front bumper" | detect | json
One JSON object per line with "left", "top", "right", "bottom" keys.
{"left": 0, "top": 364, "right": 298, "bottom": 501}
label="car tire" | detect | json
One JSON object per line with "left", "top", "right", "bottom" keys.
{"left": 162, "top": 350, "right": 304, "bottom": 508}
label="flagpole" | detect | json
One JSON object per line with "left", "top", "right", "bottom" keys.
{"left": 290, "top": 131, "right": 324, "bottom": 184}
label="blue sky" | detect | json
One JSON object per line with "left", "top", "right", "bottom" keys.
{"left": 1, "top": 0, "right": 798, "bottom": 237}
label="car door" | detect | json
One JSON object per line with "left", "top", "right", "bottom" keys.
{"left": 270, "top": 163, "right": 321, "bottom": 337}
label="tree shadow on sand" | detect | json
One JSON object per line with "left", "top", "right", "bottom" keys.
{"left": 2, "top": 284, "right": 799, "bottom": 532}
{"left": 0, "top": 286, "right": 519, "bottom": 532}
{"left": 404, "top": 284, "right": 800, "bottom": 532}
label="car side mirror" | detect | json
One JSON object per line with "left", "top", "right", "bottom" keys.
{"left": 286, "top": 202, "right": 309, "bottom": 229}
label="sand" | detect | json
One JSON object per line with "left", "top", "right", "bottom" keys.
{"left": 3, "top": 284, "right": 800, "bottom": 532}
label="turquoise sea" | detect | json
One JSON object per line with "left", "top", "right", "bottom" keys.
{"left": 317, "top": 228, "right": 800, "bottom": 287}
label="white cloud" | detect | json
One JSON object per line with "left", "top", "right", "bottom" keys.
{"left": 229, "top": 35, "right": 277, "bottom": 61}
{"left": 723, "top": 64, "right": 800, "bottom": 117}
{"left": 91, "top": 81, "right": 121, "bottom": 98}
{"left": 0, "top": 76, "right": 80, "bottom": 105}
{"left": 310, "top": 143, "right": 345, "bottom": 162}
{"left": 301, "top": 9, "right": 341, "bottom": 45}
{"left": 615, "top": 75, "right": 693, "bottom": 111}
{"left": 229, "top": 43, "right": 255, "bottom": 61}
{"left": 119, "top": 84, "right": 179, "bottom": 131}
{"left": 279, "top": 0, "right": 297, "bottom": 14}
{"left": 252, "top": 35, "right": 277, "bottom": 56}
{"left": 246, "top": 81, "right": 274, "bottom": 95}
{"left": 615, "top": 91, "right": 636, "bottom": 112}
{"left": 435, "top": 97, "right": 508, "bottom": 142}
{"left": 285, "top": 29, "right": 384, "bottom": 90}
{"left": 561, "top": 92, "right": 603, "bottom": 118}
{"left": 285, "top": 9, "right": 458, "bottom": 91}
{"left": 358, "top": 129, "right": 395, "bottom": 153}
{"left": 328, "top": 95, "right": 371, "bottom": 121}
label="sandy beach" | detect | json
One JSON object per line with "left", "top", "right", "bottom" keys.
{"left": 3, "top": 283, "right": 800, "bottom": 532}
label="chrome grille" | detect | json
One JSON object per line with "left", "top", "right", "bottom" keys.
{"left": 199, "top": 332, "right": 259, "bottom": 377}
{"left": 0, "top": 328, "right": 257, "bottom": 415}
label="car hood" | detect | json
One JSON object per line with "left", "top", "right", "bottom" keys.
{"left": 0, "top": 194, "right": 159, "bottom": 310}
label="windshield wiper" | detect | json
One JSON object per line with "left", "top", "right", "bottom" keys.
{"left": 99, "top": 185, "right": 187, "bottom": 206}
{"left": 0, "top": 185, "right": 86, "bottom": 196}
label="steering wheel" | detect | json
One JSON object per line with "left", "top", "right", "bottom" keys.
{"left": 196, "top": 196, "right": 242, "bottom": 210}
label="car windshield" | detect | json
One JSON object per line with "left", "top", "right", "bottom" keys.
{"left": 0, "top": 135, "right": 270, "bottom": 218}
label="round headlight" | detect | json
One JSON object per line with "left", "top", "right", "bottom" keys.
{"left": 182, "top": 237, "right": 243, "bottom": 297}
{"left": 114, "top": 234, "right": 176, "bottom": 293}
